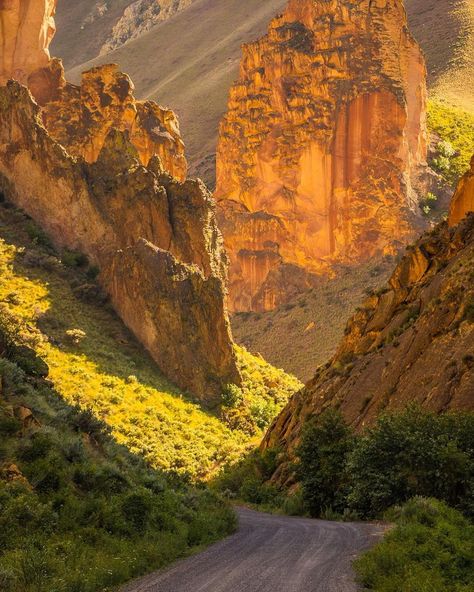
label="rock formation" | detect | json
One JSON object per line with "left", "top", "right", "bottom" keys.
{"left": 216, "top": 0, "right": 428, "bottom": 312}
{"left": 42, "top": 64, "right": 187, "bottom": 175}
{"left": 0, "top": 82, "right": 240, "bottom": 399}
{"left": 262, "top": 160, "right": 474, "bottom": 480}
{"left": 0, "top": 0, "right": 60, "bottom": 105}
{"left": 449, "top": 155, "right": 474, "bottom": 226}
{"left": 0, "top": 1, "right": 242, "bottom": 399}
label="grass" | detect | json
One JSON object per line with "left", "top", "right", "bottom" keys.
{"left": 427, "top": 99, "right": 474, "bottom": 186}
{"left": 0, "top": 352, "right": 236, "bottom": 592}
{"left": 355, "top": 498, "right": 474, "bottom": 592}
{"left": 232, "top": 258, "right": 394, "bottom": 381}
{"left": 0, "top": 203, "right": 299, "bottom": 480}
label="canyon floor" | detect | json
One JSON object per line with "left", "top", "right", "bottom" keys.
{"left": 120, "top": 508, "right": 384, "bottom": 592}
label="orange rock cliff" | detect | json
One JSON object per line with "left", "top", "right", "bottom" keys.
{"left": 449, "top": 155, "right": 474, "bottom": 227}
{"left": 0, "top": 1, "right": 241, "bottom": 399}
{"left": 262, "top": 160, "right": 474, "bottom": 483}
{"left": 216, "top": 0, "right": 428, "bottom": 312}
{"left": 0, "top": 0, "right": 58, "bottom": 104}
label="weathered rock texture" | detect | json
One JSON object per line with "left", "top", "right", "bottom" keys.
{"left": 0, "top": 82, "right": 240, "bottom": 399}
{"left": 0, "top": 0, "right": 62, "bottom": 105}
{"left": 42, "top": 63, "right": 187, "bottom": 176}
{"left": 262, "top": 180, "right": 474, "bottom": 481}
{"left": 449, "top": 155, "right": 474, "bottom": 227}
{"left": 216, "top": 0, "right": 428, "bottom": 312}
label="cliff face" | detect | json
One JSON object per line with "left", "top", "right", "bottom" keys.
{"left": 0, "top": 83, "right": 240, "bottom": 399}
{"left": 262, "top": 164, "right": 474, "bottom": 479}
{"left": 42, "top": 64, "right": 187, "bottom": 177}
{"left": 216, "top": 0, "right": 428, "bottom": 312}
{"left": 0, "top": 0, "right": 61, "bottom": 105}
{"left": 449, "top": 156, "right": 474, "bottom": 226}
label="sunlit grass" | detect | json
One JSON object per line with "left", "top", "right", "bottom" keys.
{"left": 0, "top": 206, "right": 299, "bottom": 479}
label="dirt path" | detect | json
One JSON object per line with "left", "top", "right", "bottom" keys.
{"left": 121, "top": 507, "right": 384, "bottom": 592}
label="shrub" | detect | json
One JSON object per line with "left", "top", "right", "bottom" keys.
{"left": 355, "top": 498, "right": 474, "bottom": 592}
{"left": 297, "top": 410, "right": 354, "bottom": 516}
{"left": 347, "top": 407, "right": 474, "bottom": 518}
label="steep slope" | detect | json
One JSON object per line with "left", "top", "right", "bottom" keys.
{"left": 66, "top": 0, "right": 288, "bottom": 186}
{"left": 263, "top": 162, "right": 474, "bottom": 463}
{"left": 0, "top": 202, "right": 298, "bottom": 478}
{"left": 216, "top": 0, "right": 428, "bottom": 312}
{"left": 0, "top": 387, "right": 234, "bottom": 592}
{"left": 405, "top": 0, "right": 474, "bottom": 113}
{"left": 0, "top": 312, "right": 234, "bottom": 591}
{"left": 52, "top": 0, "right": 194, "bottom": 70}
{"left": 0, "top": 1, "right": 244, "bottom": 400}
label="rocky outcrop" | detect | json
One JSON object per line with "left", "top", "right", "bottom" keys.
{"left": 42, "top": 63, "right": 187, "bottom": 176}
{"left": 449, "top": 155, "right": 474, "bottom": 226}
{"left": 216, "top": 0, "right": 428, "bottom": 312}
{"left": 262, "top": 175, "right": 474, "bottom": 479}
{"left": 0, "top": 82, "right": 240, "bottom": 399}
{"left": 0, "top": 0, "right": 61, "bottom": 105}
{"left": 101, "top": 0, "right": 193, "bottom": 54}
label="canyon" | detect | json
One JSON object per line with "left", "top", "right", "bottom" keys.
{"left": 262, "top": 158, "right": 474, "bottom": 480}
{"left": 0, "top": 0, "right": 240, "bottom": 399}
{"left": 215, "top": 0, "right": 428, "bottom": 312}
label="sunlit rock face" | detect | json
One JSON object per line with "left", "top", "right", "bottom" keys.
{"left": 0, "top": 83, "right": 240, "bottom": 399}
{"left": 0, "top": 5, "right": 239, "bottom": 399}
{"left": 0, "top": 0, "right": 61, "bottom": 105}
{"left": 42, "top": 64, "right": 187, "bottom": 179}
{"left": 449, "top": 156, "right": 474, "bottom": 227}
{"left": 0, "top": 1, "right": 186, "bottom": 178}
{"left": 216, "top": 0, "right": 428, "bottom": 312}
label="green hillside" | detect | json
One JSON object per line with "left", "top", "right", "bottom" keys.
{"left": 0, "top": 202, "right": 300, "bottom": 480}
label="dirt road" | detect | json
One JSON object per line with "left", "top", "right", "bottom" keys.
{"left": 121, "top": 507, "right": 384, "bottom": 592}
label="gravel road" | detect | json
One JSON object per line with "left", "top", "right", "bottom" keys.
{"left": 121, "top": 507, "right": 384, "bottom": 592}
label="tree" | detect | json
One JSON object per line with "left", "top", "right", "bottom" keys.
{"left": 297, "top": 410, "right": 354, "bottom": 516}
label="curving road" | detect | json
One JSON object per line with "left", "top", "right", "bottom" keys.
{"left": 121, "top": 507, "right": 384, "bottom": 592}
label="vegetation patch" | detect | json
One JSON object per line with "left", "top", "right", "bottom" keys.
{"left": 428, "top": 99, "right": 474, "bottom": 186}
{"left": 355, "top": 498, "right": 474, "bottom": 592}
{"left": 0, "top": 204, "right": 298, "bottom": 480}
{"left": 0, "top": 346, "right": 236, "bottom": 592}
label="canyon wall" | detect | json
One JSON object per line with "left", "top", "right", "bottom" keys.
{"left": 262, "top": 160, "right": 474, "bottom": 482}
{"left": 0, "top": 2, "right": 241, "bottom": 399}
{"left": 0, "top": 82, "right": 240, "bottom": 399}
{"left": 0, "top": 0, "right": 61, "bottom": 105}
{"left": 216, "top": 0, "right": 428, "bottom": 312}
{"left": 449, "top": 155, "right": 474, "bottom": 226}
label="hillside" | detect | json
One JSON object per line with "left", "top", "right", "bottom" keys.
{"left": 406, "top": 0, "right": 474, "bottom": 113}
{"left": 52, "top": 0, "right": 194, "bottom": 70}
{"left": 0, "top": 338, "right": 235, "bottom": 591}
{"left": 0, "top": 201, "right": 299, "bottom": 480}
{"left": 263, "top": 210, "right": 474, "bottom": 462}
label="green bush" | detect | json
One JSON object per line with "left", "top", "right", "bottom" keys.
{"left": 355, "top": 498, "right": 474, "bottom": 592}
{"left": 289, "top": 407, "right": 474, "bottom": 519}
{"left": 348, "top": 408, "right": 474, "bottom": 518}
{"left": 297, "top": 410, "right": 354, "bottom": 516}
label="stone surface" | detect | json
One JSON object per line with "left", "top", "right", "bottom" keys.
{"left": 41, "top": 64, "right": 187, "bottom": 176}
{"left": 0, "top": 0, "right": 61, "bottom": 105}
{"left": 449, "top": 155, "right": 474, "bottom": 227}
{"left": 262, "top": 208, "right": 474, "bottom": 483}
{"left": 0, "top": 82, "right": 240, "bottom": 399}
{"left": 216, "top": 0, "right": 428, "bottom": 312}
